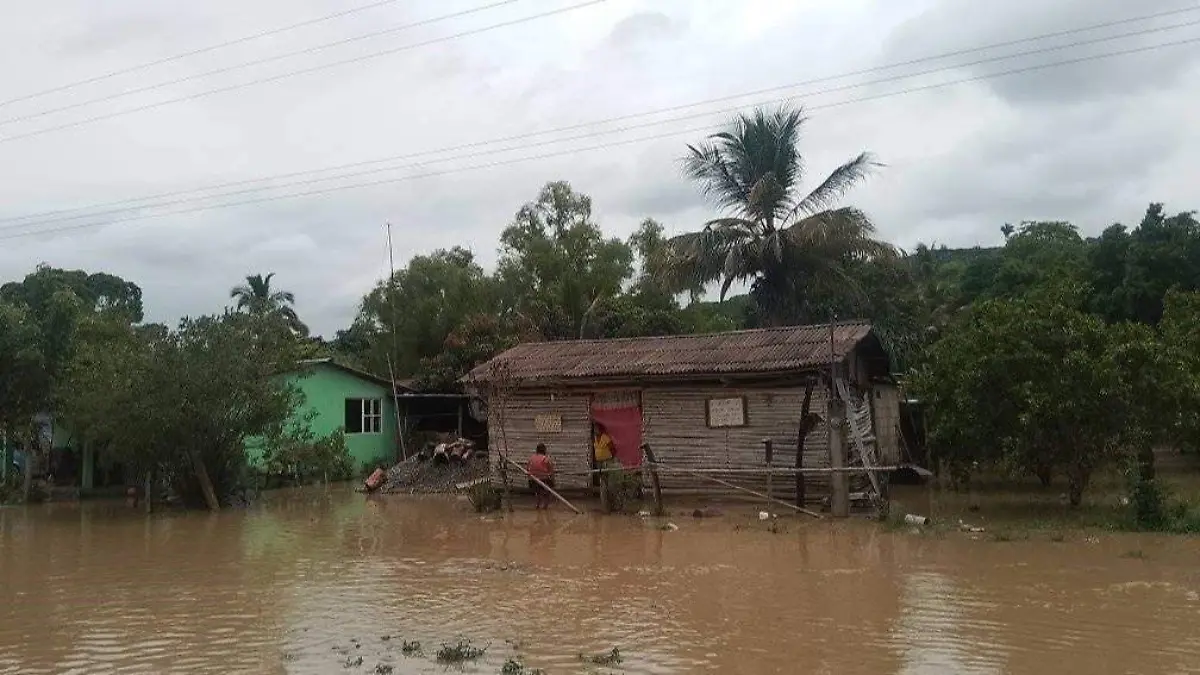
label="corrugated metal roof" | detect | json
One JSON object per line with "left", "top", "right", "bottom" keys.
{"left": 467, "top": 322, "right": 874, "bottom": 384}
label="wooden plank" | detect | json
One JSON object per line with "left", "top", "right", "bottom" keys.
{"left": 503, "top": 455, "right": 582, "bottom": 515}
{"left": 655, "top": 464, "right": 823, "bottom": 519}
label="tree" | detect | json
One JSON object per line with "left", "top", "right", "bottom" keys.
{"left": 910, "top": 287, "right": 1153, "bottom": 506}
{"left": 355, "top": 247, "right": 497, "bottom": 377}
{"left": 0, "top": 302, "right": 46, "bottom": 498}
{"left": 664, "top": 106, "right": 894, "bottom": 325}
{"left": 414, "top": 313, "right": 523, "bottom": 392}
{"left": 230, "top": 272, "right": 307, "bottom": 336}
{"left": 1088, "top": 203, "right": 1200, "bottom": 325}
{"left": 496, "top": 181, "right": 634, "bottom": 339}
{"left": 1, "top": 265, "right": 143, "bottom": 324}
{"left": 60, "top": 311, "right": 302, "bottom": 509}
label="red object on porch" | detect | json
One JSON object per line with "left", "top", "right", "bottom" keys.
{"left": 590, "top": 391, "right": 643, "bottom": 468}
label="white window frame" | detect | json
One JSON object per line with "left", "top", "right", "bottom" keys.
{"left": 347, "top": 398, "right": 384, "bottom": 434}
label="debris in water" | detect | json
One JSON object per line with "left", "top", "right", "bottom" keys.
{"left": 502, "top": 657, "right": 546, "bottom": 674}
{"left": 579, "top": 647, "right": 623, "bottom": 666}
{"left": 400, "top": 641, "right": 422, "bottom": 656}
{"left": 343, "top": 655, "right": 363, "bottom": 668}
{"left": 435, "top": 639, "right": 487, "bottom": 664}
{"left": 373, "top": 665, "right": 393, "bottom": 675}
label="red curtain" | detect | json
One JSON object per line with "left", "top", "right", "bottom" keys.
{"left": 590, "top": 391, "right": 643, "bottom": 468}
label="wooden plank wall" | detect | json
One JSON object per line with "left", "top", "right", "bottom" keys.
{"left": 869, "top": 382, "right": 901, "bottom": 464}
{"left": 487, "top": 391, "right": 594, "bottom": 490}
{"left": 641, "top": 384, "right": 833, "bottom": 501}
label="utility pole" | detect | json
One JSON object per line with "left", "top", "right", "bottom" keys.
{"left": 385, "top": 222, "right": 407, "bottom": 461}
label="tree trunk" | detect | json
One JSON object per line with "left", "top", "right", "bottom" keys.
{"left": 1066, "top": 465, "right": 1090, "bottom": 507}
{"left": 190, "top": 451, "right": 221, "bottom": 512}
{"left": 1137, "top": 446, "right": 1155, "bottom": 482}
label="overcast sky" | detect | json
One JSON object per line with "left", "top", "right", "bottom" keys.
{"left": 0, "top": 0, "right": 1196, "bottom": 335}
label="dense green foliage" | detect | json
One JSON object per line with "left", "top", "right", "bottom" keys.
{"left": 4, "top": 105, "right": 1200, "bottom": 519}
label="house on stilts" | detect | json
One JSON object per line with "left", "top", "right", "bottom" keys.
{"left": 466, "top": 321, "right": 901, "bottom": 505}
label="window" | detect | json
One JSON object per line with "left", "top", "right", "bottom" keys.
{"left": 345, "top": 398, "right": 383, "bottom": 434}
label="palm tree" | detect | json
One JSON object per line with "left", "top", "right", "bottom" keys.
{"left": 230, "top": 273, "right": 307, "bottom": 335}
{"left": 664, "top": 106, "right": 895, "bottom": 326}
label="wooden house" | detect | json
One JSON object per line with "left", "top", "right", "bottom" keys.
{"left": 466, "top": 322, "right": 899, "bottom": 502}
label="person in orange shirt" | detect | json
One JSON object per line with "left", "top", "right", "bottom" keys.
{"left": 526, "top": 443, "right": 556, "bottom": 509}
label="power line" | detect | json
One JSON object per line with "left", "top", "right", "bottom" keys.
{"left": 3, "top": 35, "right": 1196, "bottom": 242}
{"left": 0, "top": 0, "right": 606, "bottom": 145}
{"left": 5, "top": 2, "right": 1194, "bottom": 133}
{"left": 6, "top": 12, "right": 1197, "bottom": 227}
{"left": 0, "top": 0, "right": 407, "bottom": 109}
{"left": 0, "top": 0, "right": 523, "bottom": 129}
{"left": 5, "top": 19, "right": 1198, "bottom": 231}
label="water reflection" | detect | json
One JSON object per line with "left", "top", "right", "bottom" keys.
{"left": 1, "top": 489, "right": 1199, "bottom": 674}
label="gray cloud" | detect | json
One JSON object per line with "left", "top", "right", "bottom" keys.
{"left": 881, "top": 0, "right": 1200, "bottom": 106}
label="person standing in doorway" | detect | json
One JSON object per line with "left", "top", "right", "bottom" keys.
{"left": 593, "top": 422, "right": 617, "bottom": 509}
{"left": 526, "top": 443, "right": 556, "bottom": 509}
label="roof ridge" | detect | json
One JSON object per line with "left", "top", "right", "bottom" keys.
{"left": 510, "top": 320, "right": 872, "bottom": 348}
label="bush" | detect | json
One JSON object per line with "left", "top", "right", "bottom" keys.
{"left": 468, "top": 482, "right": 501, "bottom": 512}
{"left": 259, "top": 428, "right": 353, "bottom": 487}
{"left": 604, "top": 469, "right": 643, "bottom": 513}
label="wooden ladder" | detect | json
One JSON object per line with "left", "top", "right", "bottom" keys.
{"left": 835, "top": 378, "right": 882, "bottom": 502}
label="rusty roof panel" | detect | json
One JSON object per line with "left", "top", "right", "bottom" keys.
{"left": 467, "top": 322, "right": 874, "bottom": 384}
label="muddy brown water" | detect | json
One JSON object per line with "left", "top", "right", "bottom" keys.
{"left": 1, "top": 488, "right": 1199, "bottom": 675}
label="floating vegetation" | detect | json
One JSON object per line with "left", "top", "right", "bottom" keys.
{"left": 435, "top": 639, "right": 487, "bottom": 664}
{"left": 374, "top": 665, "right": 394, "bottom": 674}
{"left": 501, "top": 657, "right": 545, "bottom": 674}
{"left": 343, "top": 655, "right": 363, "bottom": 668}
{"left": 400, "top": 641, "right": 422, "bottom": 656}
{"left": 579, "top": 647, "right": 622, "bottom": 666}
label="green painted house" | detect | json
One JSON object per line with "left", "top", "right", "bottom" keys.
{"left": 24, "top": 359, "right": 401, "bottom": 492}
{"left": 253, "top": 358, "right": 402, "bottom": 472}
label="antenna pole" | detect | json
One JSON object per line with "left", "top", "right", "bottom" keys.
{"left": 384, "top": 222, "right": 407, "bottom": 461}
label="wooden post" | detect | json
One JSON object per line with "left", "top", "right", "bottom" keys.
{"left": 456, "top": 401, "right": 464, "bottom": 439}
{"left": 641, "top": 444, "right": 664, "bottom": 517}
{"left": 762, "top": 439, "right": 773, "bottom": 506}
{"left": 828, "top": 398, "right": 849, "bottom": 518}
{"left": 795, "top": 381, "right": 816, "bottom": 508}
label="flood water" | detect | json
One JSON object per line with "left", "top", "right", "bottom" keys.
{"left": 1, "top": 488, "right": 1199, "bottom": 675}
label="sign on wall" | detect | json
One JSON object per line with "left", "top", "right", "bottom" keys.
{"left": 534, "top": 413, "right": 563, "bottom": 433}
{"left": 706, "top": 396, "right": 747, "bottom": 428}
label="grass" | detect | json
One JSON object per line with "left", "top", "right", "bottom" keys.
{"left": 435, "top": 639, "right": 486, "bottom": 664}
